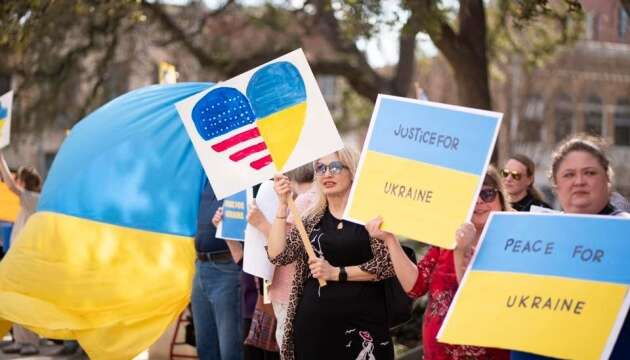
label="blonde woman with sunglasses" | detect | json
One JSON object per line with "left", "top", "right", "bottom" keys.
{"left": 267, "top": 148, "right": 395, "bottom": 360}
{"left": 366, "top": 166, "right": 511, "bottom": 360}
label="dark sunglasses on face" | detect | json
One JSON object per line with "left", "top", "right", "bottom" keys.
{"left": 314, "top": 161, "right": 348, "bottom": 176}
{"left": 500, "top": 168, "right": 523, "bottom": 181}
{"left": 479, "top": 188, "right": 499, "bottom": 203}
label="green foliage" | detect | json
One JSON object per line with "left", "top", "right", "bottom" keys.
{"left": 0, "top": 0, "right": 146, "bottom": 132}
{"left": 488, "top": 0, "right": 584, "bottom": 71}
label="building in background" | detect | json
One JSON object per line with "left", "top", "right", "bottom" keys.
{"left": 507, "top": 0, "right": 630, "bottom": 200}
{"left": 421, "top": 0, "right": 630, "bottom": 202}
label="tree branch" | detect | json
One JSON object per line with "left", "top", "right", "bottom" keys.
{"left": 141, "top": 0, "right": 228, "bottom": 69}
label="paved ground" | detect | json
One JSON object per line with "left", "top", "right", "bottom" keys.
{"left": 0, "top": 339, "right": 149, "bottom": 360}
{"left": 0, "top": 340, "right": 88, "bottom": 360}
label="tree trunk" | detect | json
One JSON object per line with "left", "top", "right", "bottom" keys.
{"left": 452, "top": 55, "right": 491, "bottom": 110}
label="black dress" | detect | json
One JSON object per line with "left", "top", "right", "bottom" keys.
{"left": 511, "top": 193, "right": 551, "bottom": 212}
{"left": 293, "top": 209, "right": 394, "bottom": 360}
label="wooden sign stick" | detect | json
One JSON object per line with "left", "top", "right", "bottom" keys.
{"left": 287, "top": 196, "right": 327, "bottom": 287}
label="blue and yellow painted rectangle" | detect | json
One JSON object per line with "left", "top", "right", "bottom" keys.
{"left": 344, "top": 95, "right": 502, "bottom": 248}
{"left": 438, "top": 213, "right": 630, "bottom": 359}
{"left": 217, "top": 189, "right": 251, "bottom": 241}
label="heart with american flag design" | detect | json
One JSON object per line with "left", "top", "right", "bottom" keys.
{"left": 192, "top": 61, "right": 307, "bottom": 171}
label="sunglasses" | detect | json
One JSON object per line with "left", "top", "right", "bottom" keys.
{"left": 479, "top": 188, "right": 499, "bottom": 203}
{"left": 500, "top": 169, "right": 523, "bottom": 181}
{"left": 314, "top": 161, "right": 348, "bottom": 176}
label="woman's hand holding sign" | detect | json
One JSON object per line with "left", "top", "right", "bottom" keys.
{"left": 212, "top": 207, "right": 223, "bottom": 227}
{"left": 365, "top": 216, "right": 396, "bottom": 243}
{"left": 273, "top": 174, "right": 292, "bottom": 208}
{"left": 453, "top": 222, "right": 477, "bottom": 283}
{"left": 366, "top": 216, "right": 418, "bottom": 292}
{"left": 309, "top": 257, "right": 338, "bottom": 281}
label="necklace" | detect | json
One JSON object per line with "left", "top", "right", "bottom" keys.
{"left": 337, "top": 221, "right": 343, "bottom": 230}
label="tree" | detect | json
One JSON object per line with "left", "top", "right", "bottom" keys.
{"left": 0, "top": 1, "right": 148, "bottom": 133}
{"left": 1, "top": 0, "right": 583, "bottom": 136}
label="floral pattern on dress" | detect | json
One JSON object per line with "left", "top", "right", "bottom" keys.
{"left": 408, "top": 247, "right": 509, "bottom": 360}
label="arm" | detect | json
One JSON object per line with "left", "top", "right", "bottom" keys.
{"left": 247, "top": 201, "right": 271, "bottom": 238}
{"left": 309, "top": 257, "right": 378, "bottom": 282}
{"left": 0, "top": 151, "right": 21, "bottom": 195}
{"left": 225, "top": 240, "right": 243, "bottom": 264}
{"left": 453, "top": 222, "right": 477, "bottom": 283}
{"left": 211, "top": 207, "right": 243, "bottom": 263}
{"left": 267, "top": 174, "right": 304, "bottom": 265}
{"left": 267, "top": 174, "right": 291, "bottom": 259}
{"left": 366, "top": 216, "right": 439, "bottom": 297}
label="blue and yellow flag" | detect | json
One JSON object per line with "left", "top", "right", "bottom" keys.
{"left": 0, "top": 83, "right": 211, "bottom": 359}
{"left": 438, "top": 213, "right": 630, "bottom": 359}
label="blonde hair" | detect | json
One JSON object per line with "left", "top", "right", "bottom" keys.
{"left": 301, "top": 147, "right": 360, "bottom": 219}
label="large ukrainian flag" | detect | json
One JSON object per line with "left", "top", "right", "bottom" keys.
{"left": 0, "top": 83, "right": 211, "bottom": 359}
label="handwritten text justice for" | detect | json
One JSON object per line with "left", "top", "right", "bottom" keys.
{"left": 383, "top": 124, "right": 463, "bottom": 203}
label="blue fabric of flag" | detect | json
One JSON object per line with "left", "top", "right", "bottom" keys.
{"left": 38, "top": 82, "right": 212, "bottom": 236}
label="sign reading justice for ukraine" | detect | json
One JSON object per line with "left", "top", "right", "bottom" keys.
{"left": 438, "top": 213, "right": 630, "bottom": 359}
{"left": 343, "top": 95, "right": 502, "bottom": 248}
{"left": 216, "top": 189, "right": 253, "bottom": 242}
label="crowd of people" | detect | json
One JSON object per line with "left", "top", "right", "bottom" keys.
{"left": 187, "top": 133, "right": 629, "bottom": 360}
{"left": 1, "top": 133, "right": 629, "bottom": 360}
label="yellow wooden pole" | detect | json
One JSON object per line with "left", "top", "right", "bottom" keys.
{"left": 287, "top": 196, "right": 326, "bottom": 287}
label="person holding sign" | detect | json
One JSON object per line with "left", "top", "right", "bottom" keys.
{"left": 512, "top": 135, "right": 629, "bottom": 360}
{"left": 500, "top": 154, "right": 551, "bottom": 212}
{"left": 267, "top": 148, "right": 395, "bottom": 360}
{"left": 367, "top": 167, "right": 510, "bottom": 360}
{"left": 0, "top": 151, "right": 42, "bottom": 356}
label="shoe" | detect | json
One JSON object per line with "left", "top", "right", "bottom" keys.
{"left": 52, "top": 342, "right": 79, "bottom": 356}
{"left": 19, "top": 344, "right": 39, "bottom": 356}
{"left": 2, "top": 342, "right": 21, "bottom": 353}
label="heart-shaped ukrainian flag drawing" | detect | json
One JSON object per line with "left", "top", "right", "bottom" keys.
{"left": 246, "top": 61, "right": 307, "bottom": 170}
{"left": 191, "top": 61, "right": 306, "bottom": 171}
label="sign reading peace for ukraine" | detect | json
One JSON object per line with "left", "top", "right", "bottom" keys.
{"left": 216, "top": 189, "right": 253, "bottom": 242}
{"left": 438, "top": 213, "right": 630, "bottom": 359}
{"left": 177, "top": 49, "right": 343, "bottom": 199}
{"left": 343, "top": 95, "right": 502, "bottom": 248}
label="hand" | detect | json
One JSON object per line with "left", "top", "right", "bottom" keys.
{"left": 365, "top": 216, "right": 396, "bottom": 243}
{"left": 273, "top": 174, "right": 292, "bottom": 206}
{"left": 308, "top": 257, "right": 338, "bottom": 281}
{"left": 247, "top": 201, "right": 269, "bottom": 229}
{"left": 212, "top": 207, "right": 223, "bottom": 227}
{"left": 225, "top": 240, "right": 243, "bottom": 264}
{"left": 454, "top": 222, "right": 476, "bottom": 254}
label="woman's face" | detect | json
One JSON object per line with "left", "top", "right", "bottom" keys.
{"left": 554, "top": 150, "right": 610, "bottom": 214}
{"left": 314, "top": 153, "right": 352, "bottom": 197}
{"left": 502, "top": 159, "right": 532, "bottom": 198}
{"left": 472, "top": 185, "right": 503, "bottom": 229}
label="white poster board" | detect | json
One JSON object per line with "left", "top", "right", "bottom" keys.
{"left": 176, "top": 49, "right": 343, "bottom": 200}
{"left": 243, "top": 180, "right": 278, "bottom": 281}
